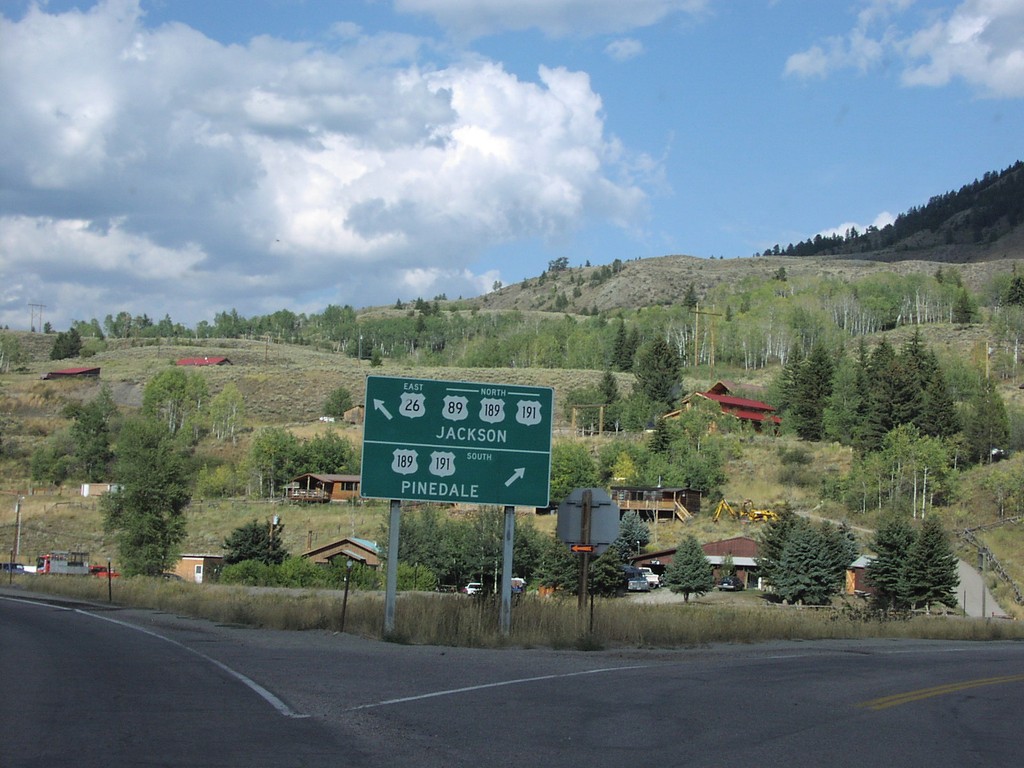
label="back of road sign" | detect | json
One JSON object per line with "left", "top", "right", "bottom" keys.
{"left": 360, "top": 375, "right": 553, "bottom": 507}
{"left": 556, "top": 487, "right": 620, "bottom": 556}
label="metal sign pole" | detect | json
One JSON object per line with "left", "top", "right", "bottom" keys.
{"left": 577, "top": 490, "right": 592, "bottom": 612}
{"left": 384, "top": 499, "right": 401, "bottom": 634}
{"left": 499, "top": 505, "right": 515, "bottom": 636}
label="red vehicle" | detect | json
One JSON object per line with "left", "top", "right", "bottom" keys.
{"left": 36, "top": 551, "right": 90, "bottom": 575}
{"left": 89, "top": 565, "right": 120, "bottom": 578}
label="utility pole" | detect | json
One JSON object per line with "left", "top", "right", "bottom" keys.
{"left": 691, "top": 303, "right": 722, "bottom": 368}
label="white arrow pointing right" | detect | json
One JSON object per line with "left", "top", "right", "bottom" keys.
{"left": 504, "top": 467, "right": 525, "bottom": 486}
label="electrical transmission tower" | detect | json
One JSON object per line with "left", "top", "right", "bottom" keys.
{"left": 28, "top": 303, "right": 46, "bottom": 332}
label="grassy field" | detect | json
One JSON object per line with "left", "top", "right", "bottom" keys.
{"left": 14, "top": 574, "right": 1024, "bottom": 649}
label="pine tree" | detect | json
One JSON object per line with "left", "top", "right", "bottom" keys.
{"left": 963, "top": 378, "right": 1009, "bottom": 464}
{"left": 1006, "top": 274, "right": 1024, "bottom": 305}
{"left": 867, "top": 514, "right": 916, "bottom": 610}
{"left": 820, "top": 521, "right": 859, "bottom": 593}
{"left": 903, "top": 517, "right": 959, "bottom": 612}
{"left": 787, "top": 342, "right": 835, "bottom": 441}
{"left": 952, "top": 287, "right": 976, "bottom": 323}
{"left": 647, "top": 417, "right": 673, "bottom": 454}
{"left": 634, "top": 338, "right": 680, "bottom": 406}
{"left": 663, "top": 535, "right": 714, "bottom": 602}
{"left": 822, "top": 355, "right": 861, "bottom": 444}
{"left": 49, "top": 327, "right": 83, "bottom": 360}
{"left": 599, "top": 370, "right": 619, "bottom": 404}
{"left": 918, "top": 366, "right": 960, "bottom": 439}
{"left": 611, "top": 511, "right": 650, "bottom": 560}
{"left": 683, "top": 282, "right": 699, "bottom": 309}
{"left": 756, "top": 508, "right": 804, "bottom": 590}
{"left": 223, "top": 519, "right": 289, "bottom": 565}
{"left": 860, "top": 338, "right": 898, "bottom": 451}
{"left": 772, "top": 525, "right": 836, "bottom": 605}
{"left": 611, "top": 320, "right": 633, "bottom": 372}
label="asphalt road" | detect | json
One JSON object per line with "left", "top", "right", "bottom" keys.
{"left": 3, "top": 587, "right": 1023, "bottom": 767}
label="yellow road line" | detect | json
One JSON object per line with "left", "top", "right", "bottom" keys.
{"left": 860, "top": 674, "right": 1024, "bottom": 710}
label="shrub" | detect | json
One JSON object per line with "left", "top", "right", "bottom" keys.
{"left": 220, "top": 559, "right": 274, "bottom": 585}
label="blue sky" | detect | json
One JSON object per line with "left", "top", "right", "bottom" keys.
{"left": 2, "top": 0, "right": 1023, "bottom": 329}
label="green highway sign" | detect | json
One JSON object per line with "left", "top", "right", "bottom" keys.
{"left": 360, "top": 375, "right": 553, "bottom": 507}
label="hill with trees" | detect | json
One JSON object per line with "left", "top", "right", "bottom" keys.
{"left": 3, "top": 160, "right": 1024, "bottom": 615}
{"left": 762, "top": 161, "right": 1024, "bottom": 262}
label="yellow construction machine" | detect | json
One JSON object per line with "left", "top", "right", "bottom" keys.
{"left": 712, "top": 498, "right": 779, "bottom": 523}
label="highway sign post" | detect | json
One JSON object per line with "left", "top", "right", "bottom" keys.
{"left": 361, "top": 375, "right": 554, "bottom": 635}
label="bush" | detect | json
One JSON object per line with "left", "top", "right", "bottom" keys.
{"left": 195, "top": 463, "right": 245, "bottom": 498}
{"left": 276, "top": 557, "right": 329, "bottom": 588}
{"left": 220, "top": 559, "right": 274, "bottom": 585}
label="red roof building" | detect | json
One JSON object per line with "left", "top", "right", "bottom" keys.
{"left": 670, "top": 381, "right": 781, "bottom": 432}
{"left": 41, "top": 367, "right": 101, "bottom": 380}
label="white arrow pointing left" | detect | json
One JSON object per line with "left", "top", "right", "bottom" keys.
{"left": 373, "top": 399, "right": 393, "bottom": 420}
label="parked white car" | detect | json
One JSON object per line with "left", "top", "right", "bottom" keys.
{"left": 638, "top": 566, "right": 660, "bottom": 589}
{"left": 462, "top": 582, "right": 484, "bottom": 595}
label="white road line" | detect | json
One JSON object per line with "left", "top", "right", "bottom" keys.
{"left": 0, "top": 597, "right": 306, "bottom": 719}
{"left": 75, "top": 609, "right": 310, "bottom": 719}
{"left": 345, "top": 664, "right": 654, "bottom": 712}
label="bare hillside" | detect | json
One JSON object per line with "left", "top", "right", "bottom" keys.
{"left": 469, "top": 254, "right": 1024, "bottom": 315}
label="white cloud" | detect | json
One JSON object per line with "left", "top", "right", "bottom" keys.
{"left": 901, "top": 0, "right": 1024, "bottom": 96}
{"left": 605, "top": 38, "right": 646, "bottom": 62}
{"left": 393, "top": 0, "right": 708, "bottom": 39}
{"left": 819, "top": 211, "right": 896, "bottom": 239}
{"left": 784, "top": 0, "right": 1024, "bottom": 97}
{"left": 0, "top": 1, "right": 651, "bottom": 328}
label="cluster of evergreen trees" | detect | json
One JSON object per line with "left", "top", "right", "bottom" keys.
{"left": 660, "top": 508, "right": 954, "bottom": 610}
{"left": 763, "top": 161, "right": 1024, "bottom": 258}
{"left": 776, "top": 330, "right": 1012, "bottom": 516}
{"left": 779, "top": 330, "right": 1009, "bottom": 461}
{"left": 755, "top": 511, "right": 858, "bottom": 605}
{"left": 778, "top": 331, "right": 964, "bottom": 452}
{"left": 867, "top": 515, "right": 959, "bottom": 612}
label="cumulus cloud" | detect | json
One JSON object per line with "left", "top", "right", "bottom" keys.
{"left": 901, "top": 0, "right": 1024, "bottom": 96}
{"left": 784, "top": 0, "right": 1024, "bottom": 97}
{"left": 0, "top": 1, "right": 651, "bottom": 328}
{"left": 394, "top": 0, "right": 708, "bottom": 39}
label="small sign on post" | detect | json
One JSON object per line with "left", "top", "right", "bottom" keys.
{"left": 556, "top": 487, "right": 620, "bottom": 556}
{"left": 556, "top": 488, "right": 620, "bottom": 613}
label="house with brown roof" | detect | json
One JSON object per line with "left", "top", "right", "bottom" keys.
{"left": 610, "top": 485, "right": 701, "bottom": 522}
{"left": 631, "top": 535, "right": 762, "bottom": 588}
{"left": 301, "top": 537, "right": 380, "bottom": 568}
{"left": 286, "top": 473, "right": 361, "bottom": 502}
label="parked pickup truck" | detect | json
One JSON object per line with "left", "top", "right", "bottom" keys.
{"left": 638, "top": 567, "right": 660, "bottom": 589}
{"left": 89, "top": 565, "right": 120, "bottom": 578}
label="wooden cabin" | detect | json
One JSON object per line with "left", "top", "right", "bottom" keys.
{"left": 286, "top": 473, "right": 361, "bottom": 503}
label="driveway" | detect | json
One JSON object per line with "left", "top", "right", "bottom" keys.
{"left": 957, "top": 559, "right": 1009, "bottom": 618}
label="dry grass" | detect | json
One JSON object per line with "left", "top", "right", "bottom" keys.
{"left": 18, "top": 576, "right": 1024, "bottom": 648}
{"left": 0, "top": 489, "right": 394, "bottom": 564}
